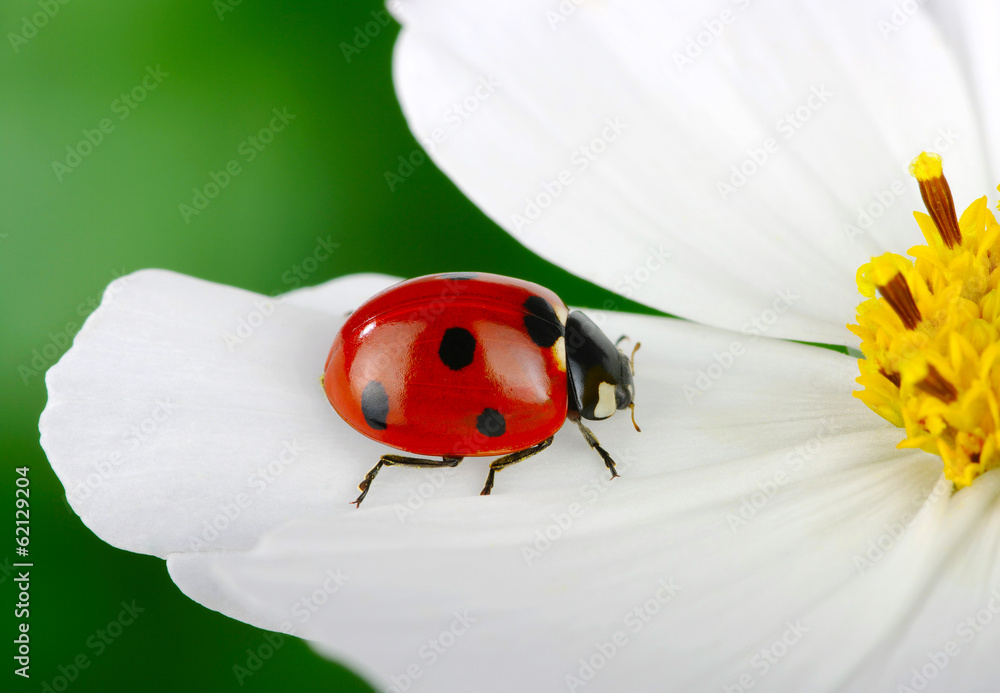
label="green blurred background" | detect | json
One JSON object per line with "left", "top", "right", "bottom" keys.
{"left": 0, "top": 1, "right": 647, "bottom": 691}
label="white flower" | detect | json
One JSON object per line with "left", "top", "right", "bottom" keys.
{"left": 40, "top": 1, "right": 1000, "bottom": 692}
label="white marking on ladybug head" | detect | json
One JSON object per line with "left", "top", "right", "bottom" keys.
{"left": 554, "top": 302, "right": 569, "bottom": 326}
{"left": 594, "top": 381, "right": 617, "bottom": 419}
{"left": 551, "top": 335, "right": 566, "bottom": 371}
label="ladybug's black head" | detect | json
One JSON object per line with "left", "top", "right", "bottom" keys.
{"left": 565, "top": 311, "right": 636, "bottom": 423}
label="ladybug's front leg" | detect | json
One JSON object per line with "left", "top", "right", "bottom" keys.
{"left": 480, "top": 437, "right": 554, "bottom": 496}
{"left": 353, "top": 455, "right": 463, "bottom": 508}
{"left": 569, "top": 415, "right": 620, "bottom": 480}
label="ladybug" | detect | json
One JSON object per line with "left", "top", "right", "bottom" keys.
{"left": 322, "top": 272, "right": 640, "bottom": 507}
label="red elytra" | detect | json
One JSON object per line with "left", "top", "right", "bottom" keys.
{"left": 323, "top": 272, "right": 639, "bottom": 506}
{"left": 325, "top": 272, "right": 568, "bottom": 457}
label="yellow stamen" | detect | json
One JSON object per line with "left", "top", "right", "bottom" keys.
{"left": 909, "top": 151, "right": 943, "bottom": 180}
{"left": 850, "top": 152, "right": 1000, "bottom": 488}
{"left": 878, "top": 273, "right": 922, "bottom": 330}
{"left": 915, "top": 364, "right": 957, "bottom": 403}
{"left": 909, "top": 151, "right": 962, "bottom": 247}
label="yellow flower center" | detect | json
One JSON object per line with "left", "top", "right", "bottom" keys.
{"left": 849, "top": 152, "right": 1000, "bottom": 489}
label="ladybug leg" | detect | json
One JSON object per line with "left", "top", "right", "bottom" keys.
{"left": 480, "top": 437, "right": 554, "bottom": 496}
{"left": 353, "top": 455, "right": 463, "bottom": 508}
{"left": 571, "top": 417, "right": 620, "bottom": 480}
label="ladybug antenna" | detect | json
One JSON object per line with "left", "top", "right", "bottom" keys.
{"left": 628, "top": 342, "right": 640, "bottom": 432}
{"left": 629, "top": 402, "right": 641, "bottom": 432}
{"left": 616, "top": 336, "right": 641, "bottom": 431}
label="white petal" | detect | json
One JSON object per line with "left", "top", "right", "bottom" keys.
{"left": 168, "top": 311, "right": 946, "bottom": 691}
{"left": 927, "top": 0, "right": 1000, "bottom": 183}
{"left": 280, "top": 273, "right": 403, "bottom": 313}
{"left": 39, "top": 269, "right": 400, "bottom": 558}
{"left": 391, "top": 0, "right": 991, "bottom": 344}
{"left": 806, "top": 470, "right": 1000, "bottom": 691}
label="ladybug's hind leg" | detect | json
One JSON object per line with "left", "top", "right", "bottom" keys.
{"left": 570, "top": 415, "right": 620, "bottom": 480}
{"left": 480, "top": 437, "right": 554, "bottom": 496}
{"left": 353, "top": 454, "right": 463, "bottom": 508}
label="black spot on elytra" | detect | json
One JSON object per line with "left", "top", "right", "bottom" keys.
{"left": 476, "top": 408, "right": 506, "bottom": 437}
{"left": 438, "top": 272, "right": 477, "bottom": 280}
{"left": 523, "top": 296, "right": 563, "bottom": 348}
{"left": 438, "top": 327, "right": 476, "bottom": 370}
{"left": 361, "top": 380, "right": 389, "bottom": 430}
